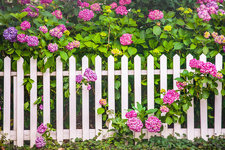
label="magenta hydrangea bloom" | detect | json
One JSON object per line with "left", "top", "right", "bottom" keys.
{"left": 18, "top": 0, "right": 30, "bottom": 4}
{"left": 3, "top": 27, "right": 18, "bottom": 42}
{"left": 35, "top": 136, "right": 46, "bottom": 148}
{"left": 48, "top": 43, "right": 58, "bottom": 52}
{"left": 110, "top": 2, "right": 117, "bottom": 9}
{"left": 49, "top": 27, "right": 63, "bottom": 39}
{"left": 84, "top": 68, "right": 97, "bottom": 82}
{"left": 40, "top": 0, "right": 52, "bottom": 5}
{"left": 56, "top": 24, "right": 67, "bottom": 33}
{"left": 76, "top": 75, "right": 83, "bottom": 83}
{"left": 91, "top": 3, "right": 101, "bottom": 12}
{"left": 39, "top": 104, "right": 43, "bottom": 110}
{"left": 120, "top": 33, "right": 133, "bottom": 46}
{"left": 52, "top": 10, "right": 63, "bottom": 19}
{"left": 79, "top": 2, "right": 89, "bottom": 8}
{"left": 115, "top": 6, "right": 128, "bottom": 15}
{"left": 148, "top": 10, "right": 164, "bottom": 20}
{"left": 160, "top": 106, "right": 169, "bottom": 113}
{"left": 17, "top": 34, "right": 26, "bottom": 43}
{"left": 87, "top": 83, "right": 92, "bottom": 90}
{"left": 127, "top": 117, "right": 143, "bottom": 132}
{"left": 78, "top": 9, "right": 94, "bottom": 21}
{"left": 20, "top": 21, "right": 31, "bottom": 31}
{"left": 119, "top": 0, "right": 131, "bottom": 5}
{"left": 26, "top": 36, "right": 39, "bottom": 47}
{"left": 22, "top": 5, "right": 39, "bottom": 17}
{"left": 37, "top": 123, "right": 47, "bottom": 134}
{"left": 163, "top": 90, "right": 180, "bottom": 105}
{"left": 39, "top": 26, "right": 48, "bottom": 33}
{"left": 125, "top": 110, "right": 137, "bottom": 118}
{"left": 145, "top": 116, "right": 161, "bottom": 132}
{"left": 66, "top": 42, "right": 74, "bottom": 50}
{"left": 176, "top": 81, "right": 187, "bottom": 90}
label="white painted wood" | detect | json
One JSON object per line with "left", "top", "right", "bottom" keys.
{"left": 30, "top": 58, "right": 37, "bottom": 147}
{"left": 215, "top": 54, "right": 223, "bottom": 136}
{"left": 147, "top": 55, "right": 155, "bottom": 139}
{"left": 160, "top": 55, "right": 168, "bottom": 137}
{"left": 43, "top": 58, "right": 50, "bottom": 124}
{"left": 13, "top": 76, "right": 17, "bottom": 145}
{"left": 82, "top": 56, "right": 89, "bottom": 140}
{"left": 56, "top": 57, "right": 63, "bottom": 144}
{"left": 186, "top": 54, "right": 194, "bottom": 140}
{"left": 121, "top": 55, "right": 128, "bottom": 119}
{"left": 199, "top": 54, "right": 207, "bottom": 140}
{"left": 95, "top": 56, "right": 102, "bottom": 139}
{"left": 134, "top": 56, "right": 142, "bottom": 107}
{"left": 3, "top": 57, "right": 11, "bottom": 140}
{"left": 69, "top": 56, "right": 76, "bottom": 140}
{"left": 173, "top": 55, "right": 181, "bottom": 137}
{"left": 16, "top": 58, "right": 24, "bottom": 146}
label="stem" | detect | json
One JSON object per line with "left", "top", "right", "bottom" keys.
{"left": 107, "top": 24, "right": 111, "bottom": 51}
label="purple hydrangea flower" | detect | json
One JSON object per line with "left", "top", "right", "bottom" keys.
{"left": 48, "top": 43, "right": 58, "bottom": 52}
{"left": 83, "top": 68, "right": 97, "bottom": 82}
{"left": 26, "top": 36, "right": 39, "bottom": 47}
{"left": 35, "top": 136, "right": 46, "bottom": 148}
{"left": 22, "top": 5, "right": 39, "bottom": 17}
{"left": 37, "top": 123, "right": 47, "bottom": 134}
{"left": 76, "top": 75, "right": 83, "bottom": 83}
{"left": 3, "top": 27, "right": 18, "bottom": 42}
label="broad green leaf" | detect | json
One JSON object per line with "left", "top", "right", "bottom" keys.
{"left": 98, "top": 46, "right": 107, "bottom": 54}
{"left": 155, "top": 98, "right": 163, "bottom": 105}
{"left": 173, "top": 42, "right": 184, "bottom": 50}
{"left": 60, "top": 51, "right": 68, "bottom": 61}
{"left": 97, "top": 108, "right": 105, "bottom": 114}
{"left": 202, "top": 89, "right": 209, "bottom": 99}
{"left": 128, "top": 47, "right": 137, "bottom": 56}
{"left": 153, "top": 26, "right": 161, "bottom": 36}
{"left": 166, "top": 117, "right": 173, "bottom": 125}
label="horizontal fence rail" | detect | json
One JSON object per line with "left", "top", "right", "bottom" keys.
{"left": 0, "top": 54, "right": 224, "bottom": 147}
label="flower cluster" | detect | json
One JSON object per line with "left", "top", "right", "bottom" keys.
{"left": 119, "top": 0, "right": 132, "bottom": 5}
{"left": 115, "top": 6, "right": 128, "bottom": 15}
{"left": 223, "top": 45, "right": 225, "bottom": 52}
{"left": 216, "top": 73, "right": 223, "bottom": 79}
{"left": 22, "top": 5, "right": 39, "bottom": 17}
{"left": 164, "top": 25, "right": 172, "bottom": 31}
{"left": 78, "top": 9, "right": 94, "bottom": 21}
{"left": 39, "top": 26, "right": 48, "bottom": 33}
{"left": 197, "top": 0, "right": 223, "bottom": 4}
{"left": 77, "top": 0, "right": 89, "bottom": 8}
{"left": 127, "top": 117, "right": 143, "bottom": 132}
{"left": 66, "top": 41, "right": 80, "bottom": 50}
{"left": 37, "top": 123, "right": 47, "bottom": 134}
{"left": 49, "top": 25, "right": 67, "bottom": 39}
{"left": 211, "top": 32, "right": 225, "bottom": 44}
{"left": 125, "top": 110, "right": 137, "bottom": 118}
{"left": 36, "top": 124, "right": 47, "bottom": 148}
{"left": 111, "top": 48, "right": 122, "bottom": 56}
{"left": 3, "top": 27, "right": 18, "bottom": 42}
{"left": 110, "top": 2, "right": 117, "bottom": 9}
{"left": 76, "top": 68, "right": 97, "bottom": 90}
{"left": 40, "top": 0, "right": 52, "bottom": 5}
{"left": 204, "top": 31, "right": 210, "bottom": 38}
{"left": 163, "top": 90, "right": 180, "bottom": 105}
{"left": 18, "top": 0, "right": 30, "bottom": 4}
{"left": 26, "top": 36, "right": 39, "bottom": 47}
{"left": 17, "top": 34, "right": 26, "bottom": 43}
{"left": 52, "top": 10, "right": 63, "bottom": 19}
{"left": 20, "top": 21, "right": 31, "bottom": 31}
{"left": 99, "top": 99, "right": 107, "bottom": 106}
{"left": 148, "top": 10, "right": 164, "bottom": 20}
{"left": 120, "top": 33, "right": 133, "bottom": 45}
{"left": 48, "top": 43, "right": 58, "bottom": 52}
{"left": 176, "top": 81, "right": 187, "bottom": 90}
{"left": 189, "top": 59, "right": 219, "bottom": 77}
{"left": 76, "top": 75, "right": 83, "bottom": 83}
{"left": 145, "top": 116, "right": 162, "bottom": 132}
{"left": 91, "top": 3, "right": 101, "bottom": 12}
{"left": 160, "top": 106, "right": 169, "bottom": 113}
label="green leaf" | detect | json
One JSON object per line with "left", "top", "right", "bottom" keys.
{"left": 128, "top": 47, "right": 137, "bottom": 56}
{"left": 176, "top": 19, "right": 185, "bottom": 26}
{"left": 182, "top": 104, "right": 189, "bottom": 112}
{"left": 202, "top": 89, "right": 209, "bottom": 99}
{"left": 165, "top": 117, "right": 173, "bottom": 125}
{"left": 60, "top": 51, "right": 68, "bottom": 61}
{"left": 155, "top": 98, "right": 163, "bottom": 105}
{"left": 153, "top": 26, "right": 161, "bottom": 36}
{"left": 98, "top": 46, "right": 107, "bottom": 54}
{"left": 173, "top": 42, "right": 184, "bottom": 50}
{"left": 97, "top": 108, "right": 105, "bottom": 114}
{"left": 0, "top": 59, "right": 3, "bottom": 70}
{"left": 175, "top": 77, "right": 185, "bottom": 82}
{"left": 189, "top": 87, "right": 194, "bottom": 95}
{"left": 209, "top": 51, "right": 218, "bottom": 57}
{"left": 149, "top": 39, "right": 158, "bottom": 49}
{"left": 203, "top": 47, "right": 209, "bottom": 55}
{"left": 146, "top": 108, "right": 158, "bottom": 114}
{"left": 24, "top": 102, "right": 29, "bottom": 111}
{"left": 221, "top": 89, "right": 225, "bottom": 96}
{"left": 115, "top": 80, "right": 121, "bottom": 90}
{"left": 166, "top": 11, "right": 175, "bottom": 18}
{"left": 190, "top": 44, "right": 197, "bottom": 49}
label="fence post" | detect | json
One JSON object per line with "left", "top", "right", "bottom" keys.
{"left": 121, "top": 55, "right": 128, "bottom": 119}
{"left": 13, "top": 76, "right": 17, "bottom": 145}
{"left": 43, "top": 58, "right": 50, "bottom": 124}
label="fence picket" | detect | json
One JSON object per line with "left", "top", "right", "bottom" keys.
{"left": 82, "top": 56, "right": 89, "bottom": 140}
{"left": 43, "top": 59, "right": 50, "bottom": 124}
{"left": 95, "top": 56, "right": 102, "bottom": 139}
{"left": 13, "top": 76, "right": 17, "bottom": 145}
{"left": 69, "top": 56, "right": 76, "bottom": 140}
{"left": 186, "top": 54, "right": 194, "bottom": 140}
{"left": 160, "top": 55, "right": 168, "bottom": 137}
{"left": 16, "top": 58, "right": 24, "bottom": 146}
{"left": 199, "top": 54, "right": 207, "bottom": 140}
{"left": 215, "top": 54, "right": 223, "bottom": 135}
{"left": 134, "top": 56, "right": 141, "bottom": 107}
{"left": 56, "top": 57, "right": 63, "bottom": 144}
{"left": 121, "top": 56, "right": 128, "bottom": 119}
{"left": 3, "top": 57, "right": 11, "bottom": 140}
{"left": 30, "top": 58, "right": 37, "bottom": 147}
{"left": 173, "top": 55, "right": 181, "bottom": 137}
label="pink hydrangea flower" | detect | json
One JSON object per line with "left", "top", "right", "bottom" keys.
{"left": 148, "top": 10, "right": 164, "bottom": 20}
{"left": 49, "top": 27, "right": 63, "bottom": 39}
{"left": 76, "top": 75, "right": 83, "bottom": 83}
{"left": 37, "top": 123, "right": 47, "bottom": 134}
{"left": 216, "top": 72, "right": 223, "bottom": 79}
{"left": 125, "top": 110, "right": 137, "bottom": 118}
{"left": 35, "top": 136, "right": 46, "bottom": 148}
{"left": 87, "top": 83, "right": 92, "bottom": 90}
{"left": 119, "top": 0, "right": 131, "bottom": 5}
{"left": 72, "top": 40, "right": 80, "bottom": 48}
{"left": 160, "top": 106, "right": 169, "bottom": 113}
{"left": 39, "top": 26, "right": 48, "bottom": 33}
{"left": 78, "top": 9, "right": 94, "bottom": 21}
{"left": 80, "top": 2, "right": 90, "bottom": 8}
{"left": 163, "top": 90, "right": 180, "bottom": 105}
{"left": 56, "top": 24, "right": 67, "bottom": 33}
{"left": 20, "top": 21, "right": 31, "bottom": 31}
{"left": 99, "top": 99, "right": 107, "bottom": 106}
{"left": 214, "top": 35, "right": 224, "bottom": 44}
{"left": 145, "top": 116, "right": 161, "bottom": 132}
{"left": 91, "top": 3, "right": 101, "bottom": 12}
{"left": 18, "top": 0, "right": 30, "bottom": 4}
{"left": 22, "top": 5, "right": 39, "bottom": 17}
{"left": 52, "top": 10, "right": 63, "bottom": 19}
{"left": 40, "top": 0, "right": 52, "bottom": 5}
{"left": 17, "top": 34, "right": 26, "bottom": 43}
{"left": 176, "top": 81, "right": 187, "bottom": 90}
{"left": 66, "top": 42, "right": 74, "bottom": 50}
{"left": 127, "top": 117, "right": 143, "bottom": 132}
{"left": 212, "top": 32, "right": 218, "bottom": 38}
{"left": 84, "top": 68, "right": 97, "bottom": 82}
{"left": 120, "top": 33, "right": 133, "bottom": 46}
{"left": 39, "top": 104, "right": 43, "bottom": 110}
{"left": 115, "top": 6, "right": 128, "bottom": 15}
{"left": 48, "top": 43, "right": 58, "bottom": 52}
{"left": 110, "top": 2, "right": 117, "bottom": 9}
{"left": 26, "top": 36, "right": 39, "bottom": 47}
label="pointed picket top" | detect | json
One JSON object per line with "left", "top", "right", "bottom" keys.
{"left": 215, "top": 53, "right": 223, "bottom": 70}
{"left": 82, "top": 55, "right": 88, "bottom": 62}
{"left": 187, "top": 54, "right": 193, "bottom": 59}
{"left": 147, "top": 55, "right": 154, "bottom": 61}
{"left": 200, "top": 54, "right": 206, "bottom": 62}
{"left": 4, "top": 56, "right": 10, "bottom": 62}
{"left": 69, "top": 56, "right": 76, "bottom": 62}
{"left": 95, "top": 55, "right": 102, "bottom": 61}
{"left": 108, "top": 55, "right": 114, "bottom": 61}
{"left": 173, "top": 54, "right": 180, "bottom": 60}
{"left": 121, "top": 55, "right": 128, "bottom": 61}
{"left": 134, "top": 55, "right": 141, "bottom": 61}
{"left": 56, "top": 56, "right": 61, "bottom": 62}
{"left": 160, "top": 54, "right": 167, "bottom": 60}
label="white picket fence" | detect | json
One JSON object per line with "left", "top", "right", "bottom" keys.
{"left": 0, "top": 54, "right": 224, "bottom": 147}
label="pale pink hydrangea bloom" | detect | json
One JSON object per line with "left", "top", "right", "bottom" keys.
{"left": 216, "top": 73, "right": 223, "bottom": 79}
{"left": 39, "top": 104, "right": 43, "bottom": 110}
{"left": 163, "top": 90, "right": 180, "bottom": 105}
{"left": 125, "top": 110, "right": 137, "bottom": 118}
{"left": 76, "top": 75, "right": 83, "bottom": 83}
{"left": 17, "top": 34, "right": 27, "bottom": 43}
{"left": 21, "top": 21, "right": 31, "bottom": 31}
{"left": 39, "top": 26, "right": 48, "bottom": 33}
{"left": 56, "top": 24, "right": 67, "bottom": 33}
{"left": 99, "top": 99, "right": 107, "bottom": 106}
{"left": 110, "top": 2, "right": 117, "bottom": 9}
{"left": 119, "top": 0, "right": 131, "bottom": 5}
{"left": 26, "top": 36, "right": 39, "bottom": 47}
{"left": 52, "top": 10, "right": 63, "bottom": 19}
{"left": 48, "top": 43, "right": 58, "bottom": 52}
{"left": 35, "top": 136, "right": 46, "bottom": 148}
{"left": 49, "top": 27, "right": 63, "bottom": 39}
{"left": 91, "top": 3, "right": 101, "bottom": 12}
{"left": 78, "top": 9, "right": 94, "bottom": 21}
{"left": 66, "top": 42, "right": 74, "bottom": 50}
{"left": 115, "top": 6, "right": 128, "bottom": 15}
{"left": 176, "top": 81, "right": 187, "bottom": 90}
{"left": 145, "top": 116, "right": 161, "bottom": 132}
{"left": 127, "top": 117, "right": 143, "bottom": 132}
{"left": 84, "top": 68, "right": 97, "bottom": 82}
{"left": 72, "top": 40, "right": 80, "bottom": 48}
{"left": 160, "top": 106, "right": 169, "bottom": 113}
{"left": 37, "top": 123, "right": 47, "bottom": 134}
{"left": 120, "top": 33, "right": 133, "bottom": 45}
{"left": 148, "top": 10, "right": 164, "bottom": 20}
